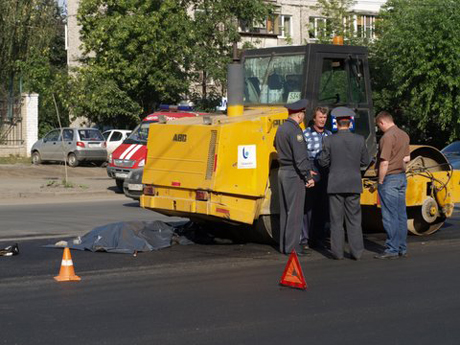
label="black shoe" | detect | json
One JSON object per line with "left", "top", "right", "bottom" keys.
{"left": 298, "top": 247, "right": 312, "bottom": 257}
{"left": 300, "top": 244, "right": 312, "bottom": 254}
{"left": 310, "top": 240, "right": 327, "bottom": 250}
{"left": 0, "top": 243, "right": 19, "bottom": 256}
{"left": 374, "top": 252, "right": 399, "bottom": 260}
{"left": 399, "top": 252, "right": 409, "bottom": 258}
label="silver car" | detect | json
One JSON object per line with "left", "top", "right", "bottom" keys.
{"left": 31, "top": 128, "right": 107, "bottom": 167}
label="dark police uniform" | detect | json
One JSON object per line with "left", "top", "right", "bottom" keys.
{"left": 318, "top": 107, "right": 370, "bottom": 259}
{"left": 274, "top": 99, "right": 313, "bottom": 254}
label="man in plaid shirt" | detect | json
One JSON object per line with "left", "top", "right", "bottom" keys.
{"left": 301, "top": 106, "right": 332, "bottom": 253}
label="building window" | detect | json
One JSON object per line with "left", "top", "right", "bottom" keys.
{"left": 240, "top": 13, "right": 292, "bottom": 38}
{"left": 309, "top": 14, "right": 376, "bottom": 41}
{"left": 240, "top": 17, "right": 269, "bottom": 34}
{"left": 278, "top": 15, "right": 292, "bottom": 38}
{"left": 355, "top": 14, "right": 376, "bottom": 40}
{"left": 309, "top": 16, "right": 327, "bottom": 41}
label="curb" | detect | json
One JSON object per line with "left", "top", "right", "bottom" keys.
{"left": 1, "top": 190, "right": 126, "bottom": 203}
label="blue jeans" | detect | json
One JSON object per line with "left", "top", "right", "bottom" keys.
{"left": 378, "top": 173, "right": 408, "bottom": 254}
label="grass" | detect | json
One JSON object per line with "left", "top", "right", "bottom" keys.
{"left": 0, "top": 155, "right": 32, "bottom": 165}
{"left": 41, "top": 179, "right": 89, "bottom": 189}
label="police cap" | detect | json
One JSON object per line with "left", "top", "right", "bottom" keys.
{"left": 285, "top": 99, "right": 309, "bottom": 115}
{"left": 331, "top": 106, "right": 358, "bottom": 119}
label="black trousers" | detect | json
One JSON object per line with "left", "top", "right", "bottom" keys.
{"left": 301, "top": 178, "right": 329, "bottom": 245}
{"left": 278, "top": 168, "right": 305, "bottom": 254}
{"left": 329, "top": 193, "right": 364, "bottom": 259}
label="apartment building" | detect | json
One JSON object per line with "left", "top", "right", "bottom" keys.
{"left": 240, "top": 0, "right": 386, "bottom": 47}
{"left": 66, "top": 0, "right": 386, "bottom": 69}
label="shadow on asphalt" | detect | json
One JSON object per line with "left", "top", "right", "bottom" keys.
{"left": 363, "top": 237, "right": 386, "bottom": 254}
{"left": 107, "top": 186, "right": 123, "bottom": 194}
{"left": 123, "top": 202, "right": 141, "bottom": 208}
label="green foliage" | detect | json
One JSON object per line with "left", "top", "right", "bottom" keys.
{"left": 74, "top": 0, "right": 270, "bottom": 124}
{"left": 190, "top": 0, "right": 272, "bottom": 98}
{"left": 370, "top": 0, "right": 460, "bottom": 147}
{"left": 22, "top": 46, "right": 70, "bottom": 137}
{"left": 190, "top": 92, "right": 222, "bottom": 113}
{"left": 0, "top": 0, "right": 69, "bottom": 137}
{"left": 310, "top": 0, "right": 358, "bottom": 44}
{"left": 70, "top": 66, "right": 142, "bottom": 128}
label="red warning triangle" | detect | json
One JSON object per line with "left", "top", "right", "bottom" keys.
{"left": 279, "top": 250, "right": 307, "bottom": 290}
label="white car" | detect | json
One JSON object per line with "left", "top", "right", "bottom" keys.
{"left": 102, "top": 129, "right": 132, "bottom": 157}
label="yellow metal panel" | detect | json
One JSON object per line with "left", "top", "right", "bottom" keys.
{"left": 227, "top": 105, "right": 244, "bottom": 117}
{"left": 360, "top": 181, "right": 377, "bottom": 205}
{"left": 141, "top": 107, "right": 306, "bottom": 224}
{"left": 447, "top": 170, "right": 460, "bottom": 203}
{"left": 361, "top": 169, "right": 460, "bottom": 209}
{"left": 143, "top": 124, "right": 217, "bottom": 190}
{"left": 405, "top": 175, "right": 426, "bottom": 206}
{"left": 213, "top": 122, "right": 267, "bottom": 196}
{"left": 212, "top": 110, "right": 288, "bottom": 197}
{"left": 141, "top": 187, "right": 258, "bottom": 224}
{"left": 362, "top": 175, "right": 433, "bottom": 207}
{"left": 141, "top": 195, "right": 196, "bottom": 213}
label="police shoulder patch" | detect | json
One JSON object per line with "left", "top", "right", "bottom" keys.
{"left": 297, "top": 134, "right": 303, "bottom": 142}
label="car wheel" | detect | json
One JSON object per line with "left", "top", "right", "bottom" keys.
{"left": 68, "top": 153, "right": 79, "bottom": 167}
{"left": 32, "top": 151, "right": 42, "bottom": 165}
{"left": 116, "top": 179, "right": 124, "bottom": 191}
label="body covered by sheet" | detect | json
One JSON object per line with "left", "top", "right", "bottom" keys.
{"left": 62, "top": 221, "right": 175, "bottom": 254}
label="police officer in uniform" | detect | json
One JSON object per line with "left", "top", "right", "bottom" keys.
{"left": 318, "top": 107, "right": 370, "bottom": 260}
{"left": 274, "top": 99, "right": 315, "bottom": 255}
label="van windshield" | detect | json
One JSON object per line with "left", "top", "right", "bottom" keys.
{"left": 123, "top": 122, "right": 155, "bottom": 145}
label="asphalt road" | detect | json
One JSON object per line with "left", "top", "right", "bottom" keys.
{"left": 1, "top": 200, "right": 459, "bottom": 344}
{"left": 0, "top": 198, "right": 184, "bottom": 241}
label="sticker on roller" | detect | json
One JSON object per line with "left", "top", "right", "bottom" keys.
{"left": 287, "top": 92, "right": 301, "bottom": 103}
{"left": 238, "top": 145, "right": 257, "bottom": 169}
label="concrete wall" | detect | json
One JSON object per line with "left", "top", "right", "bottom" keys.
{"left": 0, "top": 93, "right": 38, "bottom": 158}
{"left": 67, "top": 0, "right": 83, "bottom": 68}
{"left": 22, "top": 94, "right": 39, "bottom": 157}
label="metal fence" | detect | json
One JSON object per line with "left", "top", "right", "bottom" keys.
{"left": 0, "top": 97, "right": 23, "bottom": 146}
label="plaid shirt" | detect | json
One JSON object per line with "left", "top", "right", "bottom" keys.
{"left": 303, "top": 126, "right": 332, "bottom": 160}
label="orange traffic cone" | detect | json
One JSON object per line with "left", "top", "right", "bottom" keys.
{"left": 54, "top": 247, "right": 81, "bottom": 282}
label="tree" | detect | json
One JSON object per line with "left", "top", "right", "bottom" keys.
{"left": 0, "top": 0, "right": 69, "bottom": 137}
{"left": 21, "top": 4, "right": 70, "bottom": 137}
{"left": 309, "top": 0, "right": 358, "bottom": 44}
{"left": 190, "top": 1, "right": 271, "bottom": 106}
{"left": 370, "top": 0, "right": 460, "bottom": 147}
{"left": 73, "top": 0, "right": 271, "bottom": 125}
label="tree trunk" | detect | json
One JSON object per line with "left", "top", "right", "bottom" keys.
{"left": 202, "top": 70, "right": 207, "bottom": 100}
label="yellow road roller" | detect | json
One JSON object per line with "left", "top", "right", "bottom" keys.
{"left": 141, "top": 44, "right": 460, "bottom": 238}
